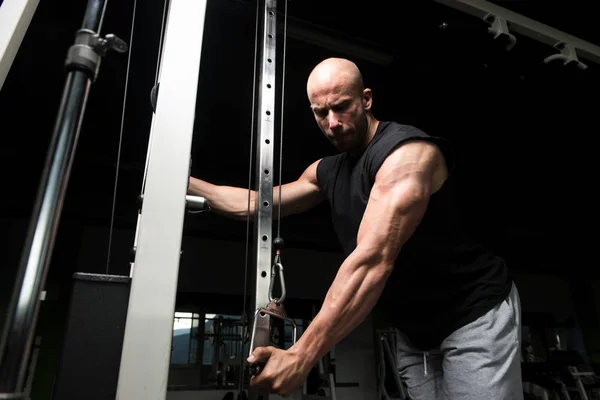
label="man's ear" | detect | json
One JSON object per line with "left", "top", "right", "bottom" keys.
{"left": 362, "top": 88, "right": 373, "bottom": 111}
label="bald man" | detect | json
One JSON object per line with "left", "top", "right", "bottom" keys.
{"left": 189, "top": 57, "right": 523, "bottom": 399}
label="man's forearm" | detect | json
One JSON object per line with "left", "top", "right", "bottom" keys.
{"left": 290, "top": 249, "right": 390, "bottom": 369}
{"left": 188, "top": 177, "right": 255, "bottom": 220}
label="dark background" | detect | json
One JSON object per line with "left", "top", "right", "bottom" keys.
{"left": 2, "top": 0, "right": 598, "bottom": 275}
{"left": 0, "top": 0, "right": 599, "bottom": 395}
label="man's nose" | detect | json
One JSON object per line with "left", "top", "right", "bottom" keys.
{"left": 328, "top": 112, "right": 341, "bottom": 130}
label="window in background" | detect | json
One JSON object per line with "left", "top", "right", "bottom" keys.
{"left": 171, "top": 312, "right": 201, "bottom": 365}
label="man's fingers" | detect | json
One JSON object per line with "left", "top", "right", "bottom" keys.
{"left": 248, "top": 346, "right": 276, "bottom": 377}
{"left": 248, "top": 346, "right": 275, "bottom": 363}
{"left": 248, "top": 362, "right": 265, "bottom": 376}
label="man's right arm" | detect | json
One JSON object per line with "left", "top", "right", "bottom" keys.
{"left": 188, "top": 159, "right": 324, "bottom": 221}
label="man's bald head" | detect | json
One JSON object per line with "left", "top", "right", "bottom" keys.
{"left": 306, "top": 57, "right": 364, "bottom": 100}
{"left": 305, "top": 57, "right": 376, "bottom": 154}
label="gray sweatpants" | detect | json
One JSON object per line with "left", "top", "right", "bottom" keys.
{"left": 396, "top": 283, "right": 523, "bottom": 400}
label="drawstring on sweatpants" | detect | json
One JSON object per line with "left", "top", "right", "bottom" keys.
{"left": 423, "top": 351, "right": 429, "bottom": 376}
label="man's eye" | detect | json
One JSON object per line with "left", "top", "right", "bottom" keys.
{"left": 332, "top": 102, "right": 349, "bottom": 112}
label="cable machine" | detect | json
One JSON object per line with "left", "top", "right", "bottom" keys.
{"left": 117, "top": 0, "right": 299, "bottom": 397}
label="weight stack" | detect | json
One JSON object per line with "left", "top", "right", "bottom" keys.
{"left": 52, "top": 273, "right": 131, "bottom": 400}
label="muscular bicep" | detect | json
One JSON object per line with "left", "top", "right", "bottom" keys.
{"left": 276, "top": 159, "right": 325, "bottom": 218}
{"left": 373, "top": 140, "right": 448, "bottom": 194}
{"left": 355, "top": 141, "right": 447, "bottom": 267}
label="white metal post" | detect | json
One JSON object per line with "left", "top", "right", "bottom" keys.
{"left": 0, "top": 0, "right": 40, "bottom": 91}
{"left": 115, "top": 0, "right": 207, "bottom": 398}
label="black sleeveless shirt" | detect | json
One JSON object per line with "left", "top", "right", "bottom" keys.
{"left": 316, "top": 121, "right": 512, "bottom": 350}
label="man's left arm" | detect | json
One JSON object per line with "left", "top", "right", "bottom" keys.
{"left": 249, "top": 140, "right": 448, "bottom": 396}
{"left": 293, "top": 139, "right": 448, "bottom": 368}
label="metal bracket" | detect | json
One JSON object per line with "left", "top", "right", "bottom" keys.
{"left": 483, "top": 13, "right": 516, "bottom": 51}
{"left": 544, "top": 42, "right": 588, "bottom": 70}
{"left": 65, "top": 29, "right": 128, "bottom": 82}
{"left": 434, "top": 0, "right": 600, "bottom": 66}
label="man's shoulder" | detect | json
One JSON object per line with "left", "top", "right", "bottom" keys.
{"left": 380, "top": 121, "right": 456, "bottom": 174}
{"left": 377, "top": 121, "right": 431, "bottom": 139}
{"left": 367, "top": 121, "right": 433, "bottom": 162}
{"left": 316, "top": 152, "right": 345, "bottom": 169}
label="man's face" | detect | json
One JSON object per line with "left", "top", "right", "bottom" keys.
{"left": 308, "top": 79, "right": 370, "bottom": 153}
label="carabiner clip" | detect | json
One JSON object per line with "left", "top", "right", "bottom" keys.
{"left": 269, "top": 260, "right": 286, "bottom": 305}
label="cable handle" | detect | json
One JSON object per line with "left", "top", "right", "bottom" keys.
{"left": 248, "top": 304, "right": 297, "bottom": 377}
